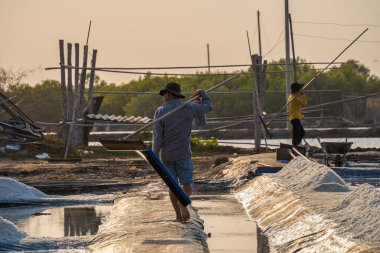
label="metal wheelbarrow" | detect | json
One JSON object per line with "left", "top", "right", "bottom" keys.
{"left": 318, "top": 140, "right": 353, "bottom": 167}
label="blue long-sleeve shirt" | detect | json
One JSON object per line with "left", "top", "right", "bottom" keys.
{"left": 152, "top": 91, "right": 212, "bottom": 162}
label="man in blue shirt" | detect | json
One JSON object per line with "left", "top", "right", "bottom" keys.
{"left": 153, "top": 82, "right": 212, "bottom": 222}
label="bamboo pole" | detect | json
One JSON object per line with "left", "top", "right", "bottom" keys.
{"left": 73, "top": 43, "right": 81, "bottom": 147}
{"left": 67, "top": 43, "right": 73, "bottom": 121}
{"left": 124, "top": 74, "right": 240, "bottom": 140}
{"left": 257, "top": 10, "right": 262, "bottom": 56}
{"left": 207, "top": 43, "right": 210, "bottom": 75}
{"left": 79, "top": 45, "right": 89, "bottom": 110}
{"left": 45, "top": 61, "right": 345, "bottom": 71}
{"left": 87, "top": 49, "right": 97, "bottom": 114}
{"left": 288, "top": 13, "right": 297, "bottom": 82}
{"left": 265, "top": 28, "right": 369, "bottom": 127}
{"left": 64, "top": 43, "right": 82, "bottom": 158}
{"left": 301, "top": 93, "right": 379, "bottom": 111}
{"left": 251, "top": 54, "right": 263, "bottom": 152}
{"left": 59, "top": 40, "right": 68, "bottom": 123}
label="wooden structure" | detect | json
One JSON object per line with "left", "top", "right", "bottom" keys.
{"left": 58, "top": 40, "right": 103, "bottom": 158}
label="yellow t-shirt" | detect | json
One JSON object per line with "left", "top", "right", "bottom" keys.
{"left": 288, "top": 93, "right": 307, "bottom": 121}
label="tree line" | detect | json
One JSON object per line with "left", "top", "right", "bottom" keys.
{"left": 0, "top": 59, "right": 379, "bottom": 124}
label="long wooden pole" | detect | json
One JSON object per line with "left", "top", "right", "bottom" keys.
{"left": 288, "top": 13, "right": 297, "bottom": 82}
{"left": 86, "top": 20, "right": 92, "bottom": 46}
{"left": 246, "top": 31, "right": 252, "bottom": 56}
{"left": 207, "top": 43, "right": 211, "bottom": 75}
{"left": 73, "top": 43, "right": 80, "bottom": 147}
{"left": 284, "top": 0, "right": 291, "bottom": 116}
{"left": 265, "top": 28, "right": 369, "bottom": 127}
{"left": 59, "top": 40, "right": 68, "bottom": 123}
{"left": 124, "top": 74, "right": 240, "bottom": 140}
{"left": 87, "top": 49, "right": 97, "bottom": 114}
{"left": 67, "top": 43, "right": 73, "bottom": 122}
{"left": 79, "top": 45, "right": 88, "bottom": 110}
{"left": 300, "top": 93, "right": 378, "bottom": 111}
{"left": 251, "top": 54, "right": 263, "bottom": 152}
{"left": 64, "top": 43, "right": 81, "bottom": 158}
{"left": 257, "top": 10, "right": 262, "bottom": 56}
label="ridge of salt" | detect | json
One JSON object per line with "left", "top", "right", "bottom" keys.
{"left": 328, "top": 184, "right": 380, "bottom": 243}
{"left": 0, "top": 216, "right": 27, "bottom": 243}
{"left": 272, "top": 157, "right": 349, "bottom": 192}
{"left": 0, "top": 177, "right": 47, "bottom": 202}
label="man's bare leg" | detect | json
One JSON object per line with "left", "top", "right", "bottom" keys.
{"left": 179, "top": 183, "right": 192, "bottom": 222}
{"left": 169, "top": 190, "right": 182, "bottom": 222}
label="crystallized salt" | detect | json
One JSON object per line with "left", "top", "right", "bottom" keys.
{"left": 328, "top": 184, "right": 380, "bottom": 243}
{"left": 272, "top": 156, "right": 349, "bottom": 192}
{"left": 0, "top": 177, "right": 47, "bottom": 202}
{"left": 0, "top": 216, "right": 27, "bottom": 243}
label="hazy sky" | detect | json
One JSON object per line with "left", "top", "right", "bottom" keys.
{"left": 1, "top": 0, "right": 379, "bottom": 85}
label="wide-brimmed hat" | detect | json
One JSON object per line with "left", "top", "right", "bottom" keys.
{"left": 159, "top": 82, "right": 185, "bottom": 98}
{"left": 291, "top": 82, "right": 304, "bottom": 93}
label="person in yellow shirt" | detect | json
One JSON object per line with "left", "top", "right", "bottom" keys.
{"left": 288, "top": 82, "right": 307, "bottom": 146}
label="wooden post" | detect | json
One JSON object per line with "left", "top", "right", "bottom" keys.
{"left": 251, "top": 54, "right": 268, "bottom": 152}
{"left": 72, "top": 43, "right": 81, "bottom": 148}
{"left": 78, "top": 45, "right": 88, "bottom": 144}
{"left": 257, "top": 10, "right": 262, "bottom": 57}
{"left": 59, "top": 40, "right": 68, "bottom": 145}
{"left": 83, "top": 49, "right": 98, "bottom": 146}
{"left": 288, "top": 13, "right": 297, "bottom": 82}
{"left": 67, "top": 43, "right": 73, "bottom": 122}
{"left": 207, "top": 43, "right": 210, "bottom": 75}
{"left": 79, "top": 45, "right": 88, "bottom": 110}
{"left": 251, "top": 54, "right": 261, "bottom": 152}
{"left": 87, "top": 49, "right": 97, "bottom": 114}
{"left": 259, "top": 59, "right": 268, "bottom": 150}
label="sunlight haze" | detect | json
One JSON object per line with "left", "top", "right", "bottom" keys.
{"left": 1, "top": 0, "right": 379, "bottom": 85}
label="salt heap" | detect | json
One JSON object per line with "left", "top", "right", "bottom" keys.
{"left": 0, "top": 177, "right": 47, "bottom": 202}
{"left": 272, "top": 156, "right": 350, "bottom": 192}
{"left": 0, "top": 216, "right": 27, "bottom": 243}
{"left": 328, "top": 183, "right": 380, "bottom": 243}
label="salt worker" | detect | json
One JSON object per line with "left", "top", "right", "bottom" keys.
{"left": 152, "top": 82, "right": 212, "bottom": 222}
{"left": 288, "top": 82, "right": 307, "bottom": 146}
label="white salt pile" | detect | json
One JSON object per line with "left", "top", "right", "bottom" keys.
{"left": 269, "top": 157, "right": 380, "bottom": 244}
{"left": 328, "top": 183, "right": 380, "bottom": 243}
{"left": 272, "top": 156, "right": 349, "bottom": 192}
{"left": 0, "top": 177, "right": 47, "bottom": 202}
{"left": 0, "top": 216, "right": 27, "bottom": 243}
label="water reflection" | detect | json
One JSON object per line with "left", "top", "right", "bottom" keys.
{"left": 64, "top": 207, "right": 101, "bottom": 236}
{"left": 16, "top": 205, "right": 112, "bottom": 238}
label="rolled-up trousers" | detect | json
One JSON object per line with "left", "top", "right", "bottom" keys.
{"left": 290, "top": 118, "right": 305, "bottom": 146}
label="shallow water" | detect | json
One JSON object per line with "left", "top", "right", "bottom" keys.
{"left": 0, "top": 205, "right": 112, "bottom": 238}
{"left": 192, "top": 194, "right": 261, "bottom": 253}
{"left": 218, "top": 137, "right": 380, "bottom": 149}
